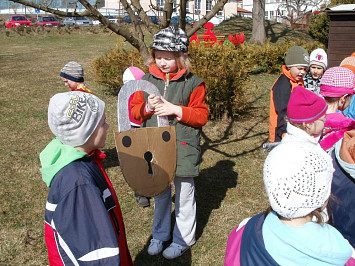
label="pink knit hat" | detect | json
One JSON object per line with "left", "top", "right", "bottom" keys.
{"left": 287, "top": 86, "right": 327, "bottom": 123}
{"left": 320, "top": 67, "right": 355, "bottom": 97}
{"left": 122, "top": 67, "right": 145, "bottom": 84}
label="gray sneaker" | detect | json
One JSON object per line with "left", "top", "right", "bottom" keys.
{"left": 135, "top": 194, "right": 150, "bottom": 207}
{"left": 163, "top": 242, "right": 189, "bottom": 259}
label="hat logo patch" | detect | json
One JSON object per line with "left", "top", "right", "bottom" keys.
{"left": 86, "top": 95, "right": 99, "bottom": 113}
{"left": 66, "top": 95, "right": 87, "bottom": 123}
{"left": 316, "top": 54, "right": 323, "bottom": 61}
{"left": 304, "top": 54, "right": 310, "bottom": 63}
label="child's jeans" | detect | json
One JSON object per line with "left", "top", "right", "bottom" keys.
{"left": 152, "top": 176, "right": 196, "bottom": 247}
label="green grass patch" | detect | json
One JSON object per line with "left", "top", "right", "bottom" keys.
{"left": 1, "top": 28, "right": 278, "bottom": 265}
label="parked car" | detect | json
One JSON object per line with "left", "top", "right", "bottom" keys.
{"left": 63, "top": 17, "right": 93, "bottom": 26}
{"left": 120, "top": 15, "right": 142, "bottom": 24}
{"left": 92, "top": 15, "right": 119, "bottom": 25}
{"left": 148, "top": 15, "right": 160, "bottom": 25}
{"left": 36, "top": 16, "right": 61, "bottom": 27}
{"left": 104, "top": 15, "right": 119, "bottom": 23}
{"left": 170, "top": 16, "right": 196, "bottom": 25}
{"left": 5, "top": 15, "right": 33, "bottom": 28}
{"left": 209, "top": 16, "right": 224, "bottom": 26}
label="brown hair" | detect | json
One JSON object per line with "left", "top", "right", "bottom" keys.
{"left": 150, "top": 50, "right": 192, "bottom": 74}
{"left": 284, "top": 115, "right": 312, "bottom": 134}
{"left": 264, "top": 202, "right": 331, "bottom": 225}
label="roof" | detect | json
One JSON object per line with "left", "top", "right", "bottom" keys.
{"left": 237, "top": 7, "right": 252, "bottom": 13}
{"left": 326, "top": 4, "right": 355, "bottom": 11}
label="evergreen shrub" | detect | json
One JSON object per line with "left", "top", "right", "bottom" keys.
{"left": 91, "top": 40, "right": 324, "bottom": 119}
{"left": 245, "top": 41, "right": 326, "bottom": 74}
{"left": 308, "top": 12, "right": 329, "bottom": 46}
{"left": 91, "top": 46, "right": 148, "bottom": 95}
{"left": 188, "top": 43, "right": 251, "bottom": 119}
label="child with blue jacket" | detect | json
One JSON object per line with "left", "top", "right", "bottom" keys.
{"left": 40, "top": 91, "right": 132, "bottom": 265}
{"left": 225, "top": 141, "right": 354, "bottom": 266}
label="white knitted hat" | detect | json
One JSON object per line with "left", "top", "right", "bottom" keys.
{"left": 48, "top": 91, "right": 105, "bottom": 147}
{"left": 263, "top": 142, "right": 333, "bottom": 219}
{"left": 309, "top": 48, "right": 328, "bottom": 70}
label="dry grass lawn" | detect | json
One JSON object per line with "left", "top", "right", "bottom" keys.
{"left": 0, "top": 26, "right": 276, "bottom": 265}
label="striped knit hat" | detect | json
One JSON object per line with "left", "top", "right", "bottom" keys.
{"left": 60, "top": 61, "right": 84, "bottom": 82}
{"left": 151, "top": 26, "right": 189, "bottom": 52}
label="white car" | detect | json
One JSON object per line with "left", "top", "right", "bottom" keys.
{"left": 63, "top": 17, "right": 93, "bottom": 26}
{"left": 209, "top": 16, "right": 224, "bottom": 26}
{"left": 92, "top": 15, "right": 119, "bottom": 25}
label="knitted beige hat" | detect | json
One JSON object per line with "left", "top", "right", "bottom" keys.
{"left": 263, "top": 141, "right": 333, "bottom": 219}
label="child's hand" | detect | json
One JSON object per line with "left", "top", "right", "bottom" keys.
{"left": 147, "top": 94, "right": 162, "bottom": 111}
{"left": 154, "top": 97, "right": 182, "bottom": 117}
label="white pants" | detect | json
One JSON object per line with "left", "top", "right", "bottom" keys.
{"left": 152, "top": 176, "right": 196, "bottom": 247}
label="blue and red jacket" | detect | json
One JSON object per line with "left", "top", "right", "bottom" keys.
{"left": 41, "top": 139, "right": 132, "bottom": 265}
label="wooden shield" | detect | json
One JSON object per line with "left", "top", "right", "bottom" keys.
{"left": 115, "top": 80, "right": 177, "bottom": 197}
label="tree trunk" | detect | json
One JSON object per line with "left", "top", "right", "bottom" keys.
{"left": 250, "top": 0, "right": 266, "bottom": 44}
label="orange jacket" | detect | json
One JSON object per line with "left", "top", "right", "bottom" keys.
{"left": 269, "top": 65, "right": 304, "bottom": 142}
{"left": 130, "top": 64, "right": 208, "bottom": 128}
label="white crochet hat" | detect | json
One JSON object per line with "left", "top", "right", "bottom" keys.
{"left": 48, "top": 91, "right": 105, "bottom": 147}
{"left": 263, "top": 142, "right": 333, "bottom": 219}
{"left": 309, "top": 48, "right": 328, "bottom": 70}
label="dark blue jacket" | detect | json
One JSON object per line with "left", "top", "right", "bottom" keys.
{"left": 330, "top": 149, "right": 355, "bottom": 247}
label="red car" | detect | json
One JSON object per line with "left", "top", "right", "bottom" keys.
{"left": 5, "top": 15, "right": 33, "bottom": 28}
{"left": 36, "top": 16, "right": 61, "bottom": 27}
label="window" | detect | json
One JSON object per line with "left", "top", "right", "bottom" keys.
{"left": 206, "top": 0, "right": 212, "bottom": 12}
{"left": 265, "top": 11, "right": 268, "bottom": 19}
{"left": 270, "top": 11, "right": 274, "bottom": 18}
{"left": 157, "top": 0, "right": 164, "bottom": 10}
{"left": 195, "top": 0, "right": 201, "bottom": 15}
{"left": 196, "top": 0, "right": 202, "bottom": 14}
{"left": 186, "top": 2, "right": 190, "bottom": 13}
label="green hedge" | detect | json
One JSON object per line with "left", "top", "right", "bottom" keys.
{"left": 91, "top": 40, "right": 324, "bottom": 119}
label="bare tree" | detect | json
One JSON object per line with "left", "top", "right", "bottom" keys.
{"left": 277, "top": 0, "right": 322, "bottom": 25}
{"left": 10, "top": 0, "right": 228, "bottom": 65}
{"left": 250, "top": 0, "right": 266, "bottom": 44}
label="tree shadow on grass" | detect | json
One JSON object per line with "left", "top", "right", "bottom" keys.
{"left": 195, "top": 159, "right": 238, "bottom": 241}
{"left": 201, "top": 116, "right": 269, "bottom": 160}
{"left": 132, "top": 160, "right": 237, "bottom": 265}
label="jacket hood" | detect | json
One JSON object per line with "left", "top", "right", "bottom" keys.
{"left": 281, "top": 65, "right": 304, "bottom": 87}
{"left": 334, "top": 137, "right": 355, "bottom": 180}
{"left": 40, "top": 138, "right": 87, "bottom": 187}
{"left": 282, "top": 122, "right": 321, "bottom": 144}
{"left": 263, "top": 211, "right": 352, "bottom": 265}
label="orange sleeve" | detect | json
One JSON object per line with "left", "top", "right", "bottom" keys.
{"left": 179, "top": 82, "right": 209, "bottom": 127}
{"left": 130, "top": 91, "right": 153, "bottom": 122}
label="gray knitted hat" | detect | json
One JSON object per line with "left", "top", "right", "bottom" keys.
{"left": 285, "top": 46, "right": 310, "bottom": 67}
{"left": 48, "top": 91, "right": 105, "bottom": 147}
{"left": 60, "top": 61, "right": 84, "bottom": 82}
{"left": 151, "top": 26, "right": 189, "bottom": 52}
